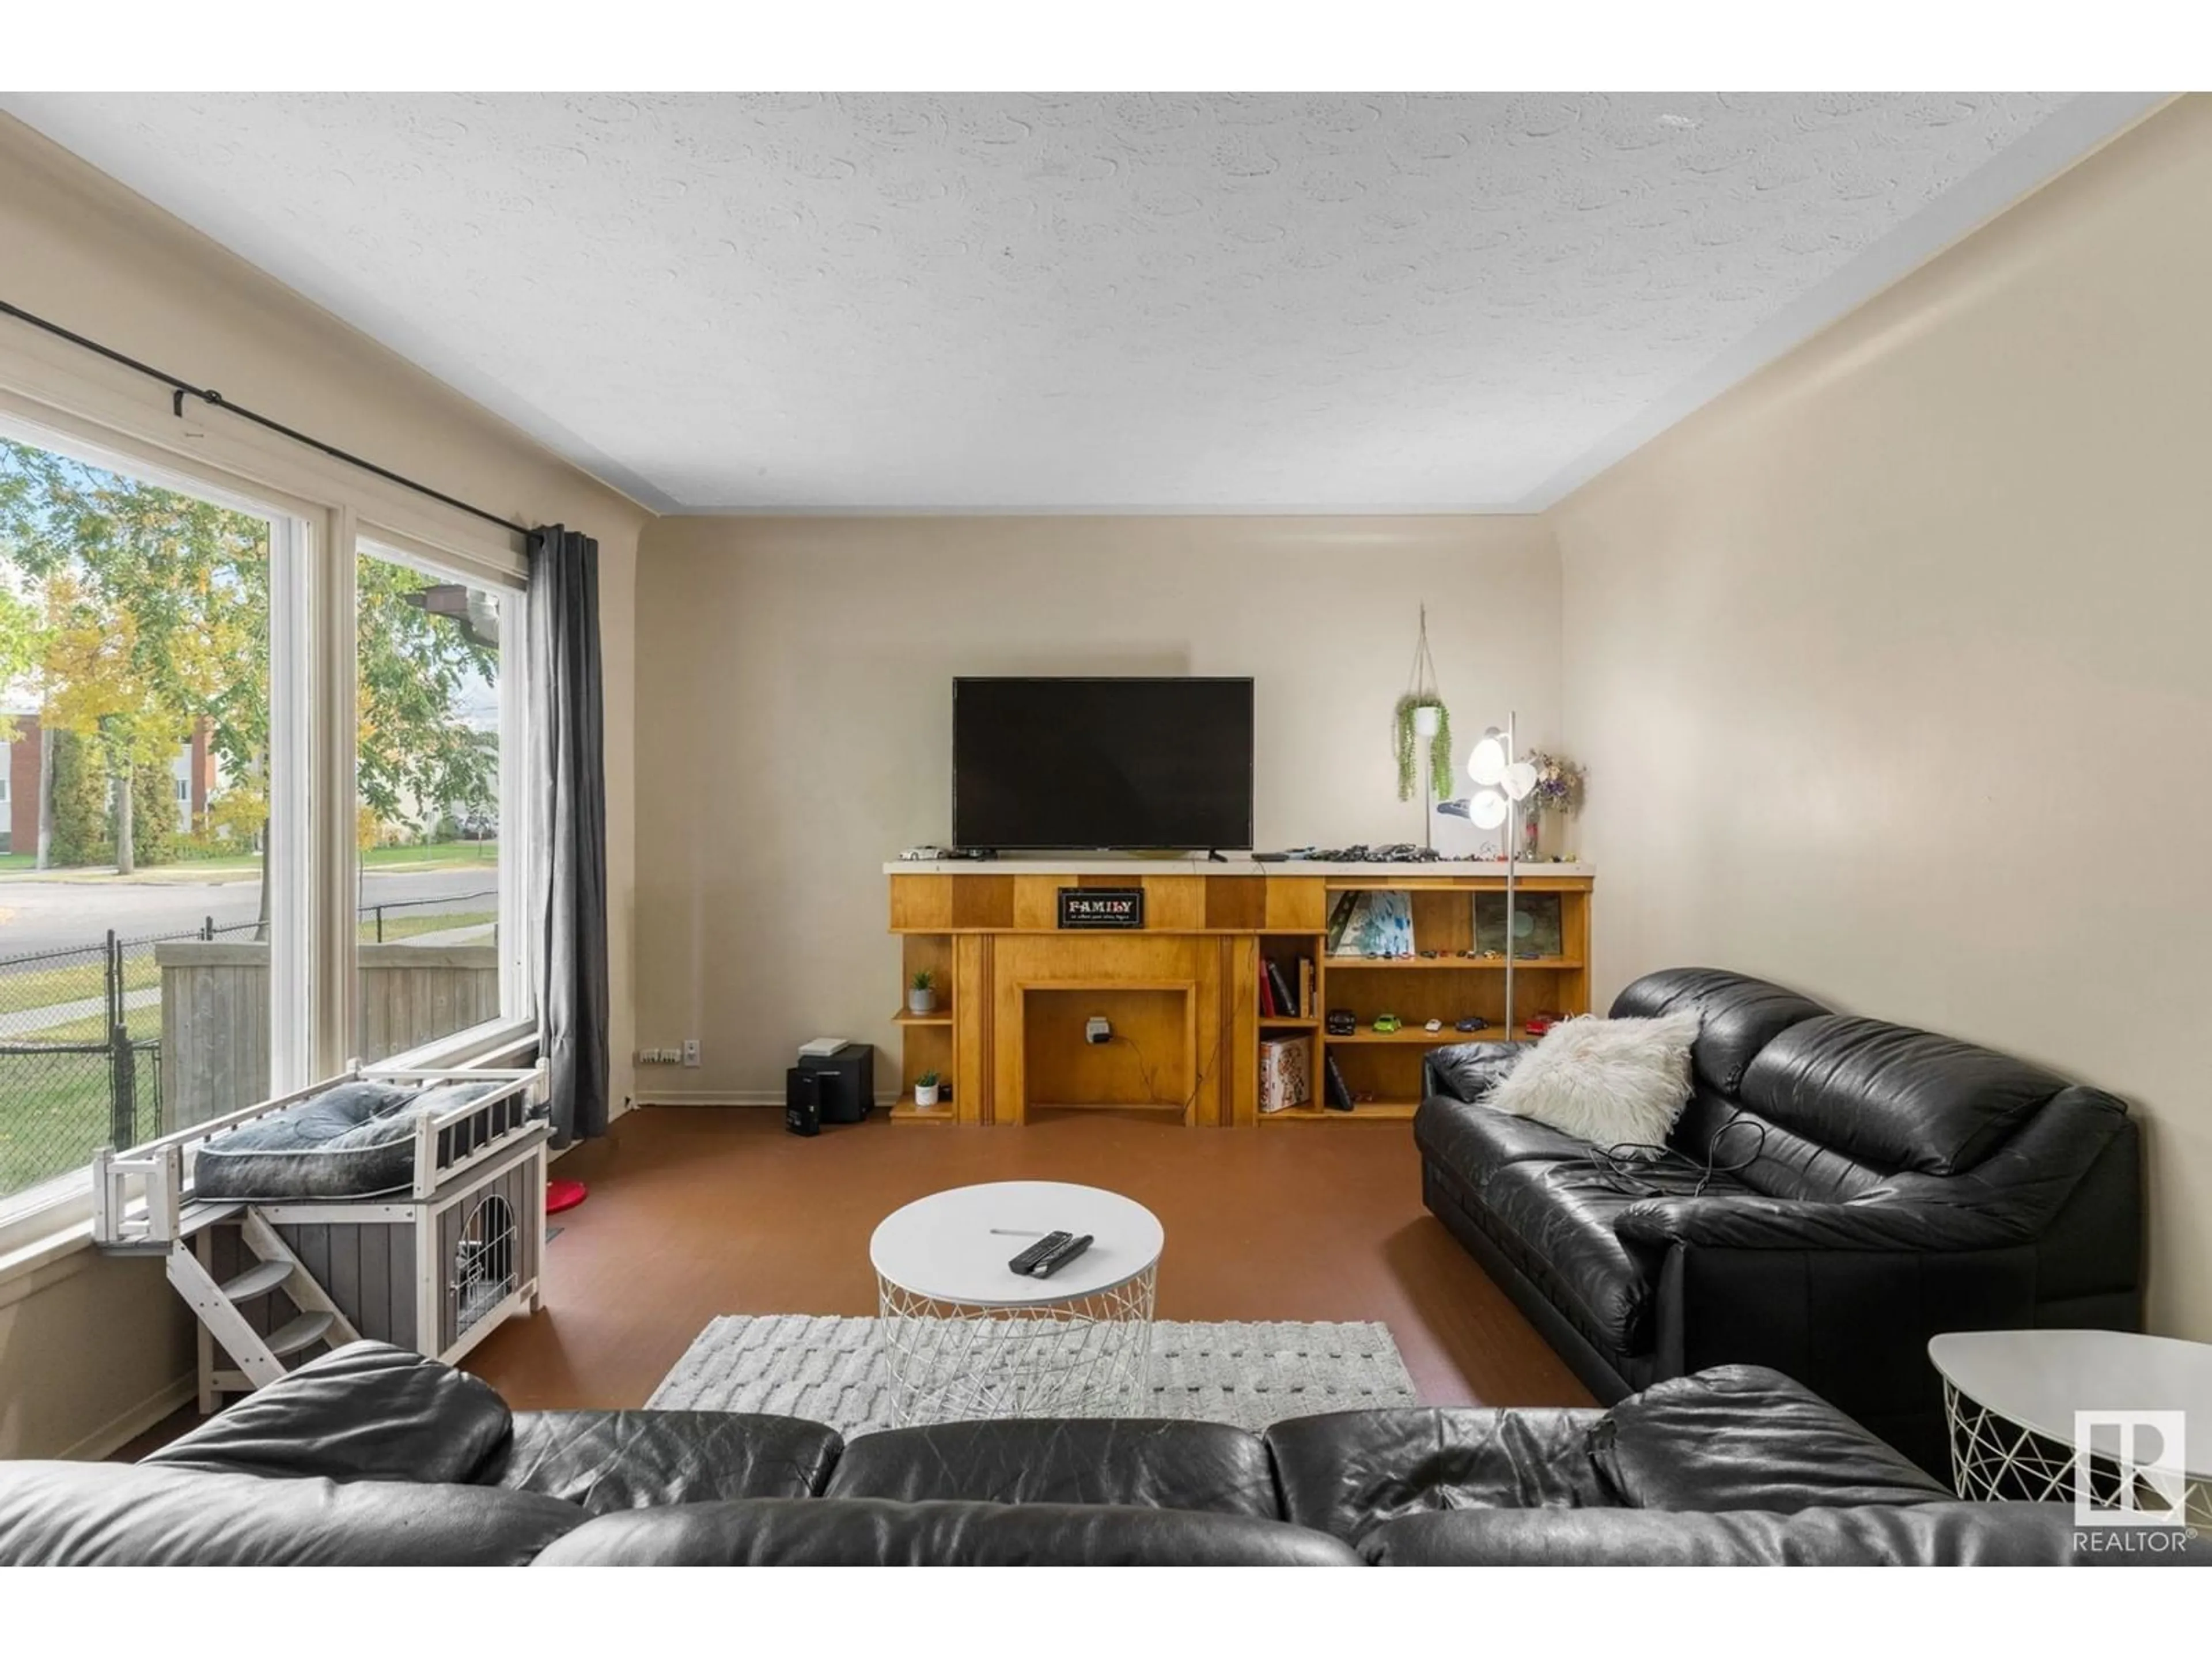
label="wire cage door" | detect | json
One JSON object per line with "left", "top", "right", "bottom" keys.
{"left": 449, "top": 1191, "right": 517, "bottom": 1341}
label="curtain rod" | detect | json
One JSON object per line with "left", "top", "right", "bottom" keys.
{"left": 1, "top": 297, "right": 535, "bottom": 539}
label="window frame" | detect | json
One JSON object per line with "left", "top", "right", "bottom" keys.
{"left": 0, "top": 372, "right": 541, "bottom": 1255}
{"left": 353, "top": 535, "right": 533, "bottom": 1064}
{"left": 0, "top": 408, "right": 315, "bottom": 1242}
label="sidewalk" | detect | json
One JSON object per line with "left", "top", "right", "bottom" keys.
{"left": 0, "top": 984, "right": 160, "bottom": 1040}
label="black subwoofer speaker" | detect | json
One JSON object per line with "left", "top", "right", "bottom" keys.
{"left": 784, "top": 1068, "right": 821, "bottom": 1137}
{"left": 794, "top": 1043, "right": 876, "bottom": 1125}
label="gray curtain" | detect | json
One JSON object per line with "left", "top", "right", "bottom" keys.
{"left": 528, "top": 525, "right": 610, "bottom": 1145}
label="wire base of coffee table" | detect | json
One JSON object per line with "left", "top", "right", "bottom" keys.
{"left": 1945, "top": 1378, "right": 2212, "bottom": 1527}
{"left": 876, "top": 1264, "right": 1159, "bottom": 1426}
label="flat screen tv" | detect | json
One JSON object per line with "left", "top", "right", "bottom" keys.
{"left": 953, "top": 677, "right": 1254, "bottom": 852}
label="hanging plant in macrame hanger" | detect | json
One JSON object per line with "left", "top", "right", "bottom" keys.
{"left": 1393, "top": 604, "right": 1453, "bottom": 803}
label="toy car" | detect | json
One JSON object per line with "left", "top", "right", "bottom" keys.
{"left": 1455, "top": 1015, "right": 1488, "bottom": 1033}
{"left": 1423, "top": 1018, "right": 1443, "bottom": 1033}
{"left": 1326, "top": 1009, "right": 1357, "bottom": 1036}
{"left": 1372, "top": 1013, "right": 1402, "bottom": 1034}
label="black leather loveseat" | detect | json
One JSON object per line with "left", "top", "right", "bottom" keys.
{"left": 1418, "top": 968, "right": 2143, "bottom": 1474}
{"left": 1, "top": 1340, "right": 2184, "bottom": 1566}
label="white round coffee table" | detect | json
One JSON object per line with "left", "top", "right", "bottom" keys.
{"left": 1931, "top": 1330, "right": 2212, "bottom": 1527}
{"left": 870, "top": 1181, "right": 1164, "bottom": 1427}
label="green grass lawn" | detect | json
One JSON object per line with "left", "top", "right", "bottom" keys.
{"left": 364, "top": 840, "right": 498, "bottom": 869}
{"left": 0, "top": 1048, "right": 156, "bottom": 1198}
{"left": 361, "top": 910, "right": 495, "bottom": 944}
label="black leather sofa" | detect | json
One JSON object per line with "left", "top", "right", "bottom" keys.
{"left": 1418, "top": 968, "right": 2144, "bottom": 1474}
{"left": 2, "top": 1340, "right": 2190, "bottom": 1566}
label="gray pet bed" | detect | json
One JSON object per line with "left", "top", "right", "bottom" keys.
{"left": 192, "top": 1079, "right": 507, "bottom": 1201}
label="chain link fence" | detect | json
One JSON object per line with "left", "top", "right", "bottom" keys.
{"left": 0, "top": 919, "right": 251, "bottom": 1200}
{"left": 359, "top": 887, "right": 497, "bottom": 944}
{"left": 1, "top": 893, "right": 498, "bottom": 1201}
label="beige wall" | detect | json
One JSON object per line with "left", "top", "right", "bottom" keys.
{"left": 1554, "top": 97, "right": 2211, "bottom": 1338}
{"left": 0, "top": 116, "right": 649, "bottom": 1457}
{"left": 634, "top": 515, "right": 1561, "bottom": 1100}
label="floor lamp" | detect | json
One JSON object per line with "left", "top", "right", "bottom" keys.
{"left": 1440, "top": 714, "right": 1539, "bottom": 1037}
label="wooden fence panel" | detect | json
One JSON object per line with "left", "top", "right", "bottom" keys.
{"left": 157, "top": 942, "right": 499, "bottom": 1130}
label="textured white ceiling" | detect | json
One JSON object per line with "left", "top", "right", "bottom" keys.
{"left": 0, "top": 92, "right": 2164, "bottom": 512}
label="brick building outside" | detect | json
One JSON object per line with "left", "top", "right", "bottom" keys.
{"left": 0, "top": 710, "right": 219, "bottom": 857}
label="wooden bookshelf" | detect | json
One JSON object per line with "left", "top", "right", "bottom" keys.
{"left": 887, "top": 861, "right": 1592, "bottom": 1127}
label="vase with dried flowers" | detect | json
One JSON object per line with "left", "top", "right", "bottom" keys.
{"left": 1524, "top": 751, "right": 1586, "bottom": 859}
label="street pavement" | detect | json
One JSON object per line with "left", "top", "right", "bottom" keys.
{"left": 0, "top": 865, "right": 499, "bottom": 960}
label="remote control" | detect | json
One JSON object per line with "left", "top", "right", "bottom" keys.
{"left": 1007, "top": 1231, "right": 1074, "bottom": 1275}
{"left": 1029, "top": 1233, "right": 1093, "bottom": 1278}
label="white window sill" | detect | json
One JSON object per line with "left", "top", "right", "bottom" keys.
{"left": 0, "top": 1184, "right": 100, "bottom": 1305}
{"left": 371, "top": 1013, "right": 538, "bottom": 1074}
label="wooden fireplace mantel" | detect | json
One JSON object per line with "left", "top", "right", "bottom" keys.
{"left": 886, "top": 859, "right": 1595, "bottom": 1128}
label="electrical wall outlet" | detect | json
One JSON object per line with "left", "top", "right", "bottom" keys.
{"left": 1085, "top": 1016, "right": 1111, "bottom": 1046}
{"left": 682, "top": 1039, "right": 700, "bottom": 1068}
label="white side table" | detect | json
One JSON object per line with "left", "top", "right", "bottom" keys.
{"left": 1930, "top": 1329, "right": 2212, "bottom": 1527}
{"left": 870, "top": 1181, "right": 1164, "bottom": 1427}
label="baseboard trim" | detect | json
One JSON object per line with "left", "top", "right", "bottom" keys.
{"left": 634, "top": 1092, "right": 913, "bottom": 1110}
{"left": 59, "top": 1372, "right": 195, "bottom": 1462}
{"left": 635, "top": 1091, "right": 784, "bottom": 1107}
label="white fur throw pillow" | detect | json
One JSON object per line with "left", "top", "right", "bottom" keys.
{"left": 1484, "top": 1011, "right": 1701, "bottom": 1149}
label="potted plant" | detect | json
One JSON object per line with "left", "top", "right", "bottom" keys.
{"left": 913, "top": 1070, "right": 942, "bottom": 1108}
{"left": 1393, "top": 694, "right": 1453, "bottom": 802}
{"left": 1393, "top": 604, "right": 1453, "bottom": 804}
{"left": 907, "top": 968, "right": 938, "bottom": 1016}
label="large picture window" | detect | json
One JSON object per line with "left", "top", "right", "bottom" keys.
{"left": 354, "top": 542, "right": 524, "bottom": 1065}
{"left": 0, "top": 400, "right": 537, "bottom": 1229}
{"left": 0, "top": 432, "right": 302, "bottom": 1206}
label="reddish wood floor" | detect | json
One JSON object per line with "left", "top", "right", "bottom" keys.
{"left": 463, "top": 1105, "right": 1592, "bottom": 1412}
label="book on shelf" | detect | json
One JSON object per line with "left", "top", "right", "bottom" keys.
{"left": 1323, "top": 1052, "right": 1356, "bottom": 1112}
{"left": 1264, "top": 960, "right": 1300, "bottom": 1022}
{"left": 1324, "top": 890, "right": 1361, "bottom": 955}
{"left": 1335, "top": 888, "right": 1414, "bottom": 957}
{"left": 1297, "top": 956, "right": 1313, "bottom": 1018}
{"left": 1258, "top": 969, "right": 1278, "bottom": 1017}
{"left": 1259, "top": 1034, "right": 1313, "bottom": 1113}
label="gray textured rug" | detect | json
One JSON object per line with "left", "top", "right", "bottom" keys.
{"left": 648, "top": 1314, "right": 1419, "bottom": 1435}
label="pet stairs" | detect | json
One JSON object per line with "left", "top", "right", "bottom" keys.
{"left": 168, "top": 1210, "right": 364, "bottom": 1407}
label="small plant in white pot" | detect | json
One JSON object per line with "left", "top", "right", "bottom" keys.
{"left": 1393, "top": 694, "right": 1453, "bottom": 801}
{"left": 1393, "top": 604, "right": 1453, "bottom": 804}
{"left": 907, "top": 969, "right": 937, "bottom": 1016}
{"left": 913, "top": 1070, "right": 942, "bottom": 1108}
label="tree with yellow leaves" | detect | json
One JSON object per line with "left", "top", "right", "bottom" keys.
{"left": 1, "top": 438, "right": 267, "bottom": 876}
{"left": 2, "top": 437, "right": 501, "bottom": 895}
